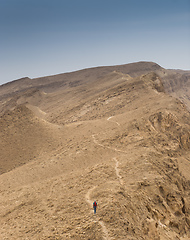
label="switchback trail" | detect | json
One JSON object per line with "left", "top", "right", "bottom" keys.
{"left": 85, "top": 116, "right": 125, "bottom": 239}
{"left": 92, "top": 116, "right": 125, "bottom": 185}
{"left": 92, "top": 134, "right": 128, "bottom": 154}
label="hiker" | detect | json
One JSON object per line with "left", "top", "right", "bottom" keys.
{"left": 93, "top": 201, "right": 97, "bottom": 214}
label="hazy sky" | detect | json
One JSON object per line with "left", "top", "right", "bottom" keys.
{"left": 0, "top": 0, "right": 190, "bottom": 85}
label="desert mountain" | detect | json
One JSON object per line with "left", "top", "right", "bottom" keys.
{"left": 0, "top": 62, "right": 190, "bottom": 239}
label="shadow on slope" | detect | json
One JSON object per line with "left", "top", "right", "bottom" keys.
{"left": 0, "top": 105, "right": 60, "bottom": 174}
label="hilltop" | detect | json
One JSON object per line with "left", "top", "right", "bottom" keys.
{"left": 0, "top": 62, "right": 190, "bottom": 239}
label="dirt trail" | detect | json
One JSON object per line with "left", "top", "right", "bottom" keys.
{"left": 114, "top": 157, "right": 124, "bottom": 185}
{"left": 107, "top": 116, "right": 120, "bottom": 126}
{"left": 85, "top": 186, "right": 97, "bottom": 209}
{"left": 93, "top": 116, "right": 125, "bottom": 180}
{"left": 85, "top": 186, "right": 110, "bottom": 240}
{"left": 99, "top": 221, "right": 110, "bottom": 240}
{"left": 92, "top": 117, "right": 125, "bottom": 186}
{"left": 85, "top": 116, "right": 126, "bottom": 239}
{"left": 92, "top": 134, "right": 128, "bottom": 154}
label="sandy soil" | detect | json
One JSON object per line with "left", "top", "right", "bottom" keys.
{"left": 0, "top": 62, "right": 190, "bottom": 239}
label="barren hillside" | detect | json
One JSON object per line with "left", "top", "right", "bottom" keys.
{"left": 0, "top": 62, "right": 190, "bottom": 239}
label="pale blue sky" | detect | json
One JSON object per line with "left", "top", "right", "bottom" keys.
{"left": 0, "top": 0, "right": 190, "bottom": 85}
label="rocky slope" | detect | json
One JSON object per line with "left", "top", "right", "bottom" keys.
{"left": 0, "top": 62, "right": 190, "bottom": 239}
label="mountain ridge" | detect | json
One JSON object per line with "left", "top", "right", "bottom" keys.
{"left": 0, "top": 61, "right": 190, "bottom": 239}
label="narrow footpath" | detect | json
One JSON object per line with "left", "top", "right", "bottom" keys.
{"left": 85, "top": 116, "right": 125, "bottom": 239}
{"left": 85, "top": 186, "right": 110, "bottom": 240}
